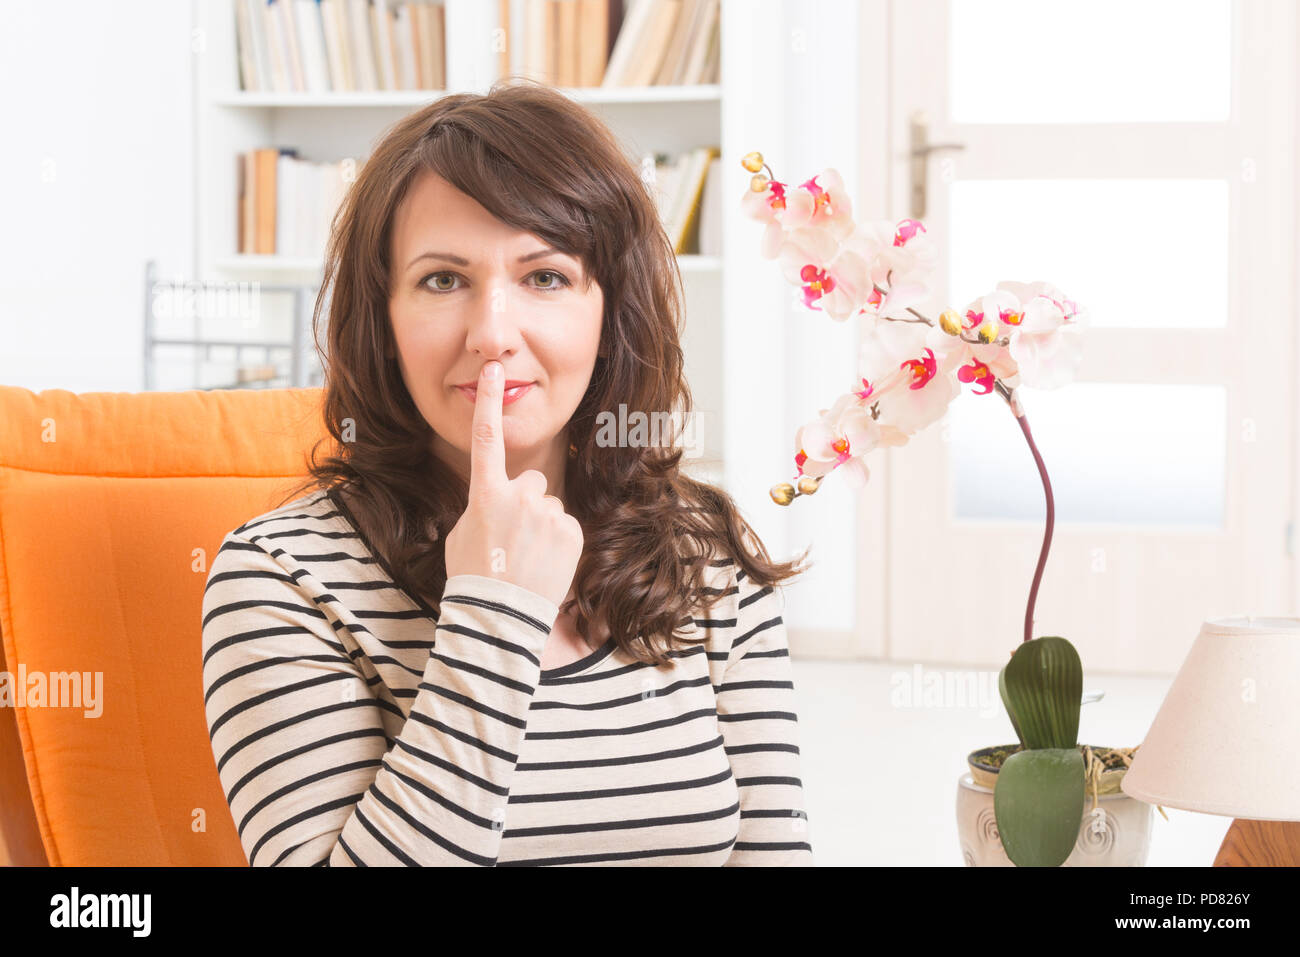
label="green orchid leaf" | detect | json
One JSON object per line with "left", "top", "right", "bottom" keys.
{"left": 994, "top": 747, "right": 1086, "bottom": 867}
{"left": 993, "top": 660, "right": 1024, "bottom": 748}
{"left": 1001, "top": 636, "right": 1081, "bottom": 750}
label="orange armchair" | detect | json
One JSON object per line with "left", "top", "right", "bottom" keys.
{"left": 0, "top": 384, "right": 327, "bottom": 865}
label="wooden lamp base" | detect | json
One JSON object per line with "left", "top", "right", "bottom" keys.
{"left": 1214, "top": 819, "right": 1300, "bottom": 866}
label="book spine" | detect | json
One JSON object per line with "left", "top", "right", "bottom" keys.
{"left": 347, "top": 0, "right": 379, "bottom": 91}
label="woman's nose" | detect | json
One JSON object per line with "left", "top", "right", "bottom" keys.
{"left": 464, "top": 279, "right": 522, "bottom": 354}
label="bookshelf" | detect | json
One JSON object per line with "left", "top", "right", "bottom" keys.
{"left": 188, "top": 0, "right": 793, "bottom": 501}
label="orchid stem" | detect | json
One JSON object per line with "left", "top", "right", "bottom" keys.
{"left": 994, "top": 380, "right": 1055, "bottom": 645}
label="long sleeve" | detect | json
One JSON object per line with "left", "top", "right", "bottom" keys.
{"left": 200, "top": 531, "right": 559, "bottom": 866}
{"left": 716, "top": 567, "right": 814, "bottom": 865}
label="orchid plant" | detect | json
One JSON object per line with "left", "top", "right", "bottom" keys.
{"left": 740, "top": 150, "right": 1087, "bottom": 648}
{"left": 741, "top": 150, "right": 1105, "bottom": 867}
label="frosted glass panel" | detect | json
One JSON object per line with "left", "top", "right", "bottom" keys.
{"left": 950, "top": 0, "right": 1231, "bottom": 123}
{"left": 949, "top": 179, "right": 1228, "bottom": 329}
{"left": 948, "top": 384, "right": 1225, "bottom": 527}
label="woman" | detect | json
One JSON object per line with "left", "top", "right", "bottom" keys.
{"left": 201, "top": 80, "right": 814, "bottom": 866}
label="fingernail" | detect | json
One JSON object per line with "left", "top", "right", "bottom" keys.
{"left": 483, "top": 362, "right": 501, "bottom": 381}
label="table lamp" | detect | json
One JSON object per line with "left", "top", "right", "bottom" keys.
{"left": 1120, "top": 616, "right": 1300, "bottom": 866}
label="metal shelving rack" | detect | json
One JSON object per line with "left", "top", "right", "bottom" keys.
{"left": 142, "top": 259, "right": 325, "bottom": 391}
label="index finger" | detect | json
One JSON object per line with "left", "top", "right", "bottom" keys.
{"left": 469, "top": 360, "right": 506, "bottom": 495}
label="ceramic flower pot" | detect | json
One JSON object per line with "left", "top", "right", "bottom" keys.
{"left": 956, "top": 757, "right": 1154, "bottom": 866}
{"left": 967, "top": 742, "right": 1132, "bottom": 793}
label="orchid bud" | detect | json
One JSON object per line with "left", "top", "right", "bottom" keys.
{"left": 770, "top": 482, "right": 795, "bottom": 506}
{"left": 977, "top": 321, "right": 998, "bottom": 344}
{"left": 939, "top": 309, "right": 963, "bottom": 336}
{"left": 749, "top": 173, "right": 770, "bottom": 193}
{"left": 797, "top": 475, "right": 821, "bottom": 496}
{"left": 742, "top": 151, "right": 765, "bottom": 173}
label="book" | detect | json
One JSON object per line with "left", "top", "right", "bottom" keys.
{"left": 240, "top": 149, "right": 353, "bottom": 257}
{"left": 294, "top": 0, "right": 333, "bottom": 92}
{"left": 393, "top": 3, "right": 416, "bottom": 89}
{"left": 655, "top": 146, "right": 718, "bottom": 253}
{"left": 275, "top": 150, "right": 300, "bottom": 254}
{"left": 653, "top": 0, "right": 696, "bottom": 85}
{"left": 235, "top": 0, "right": 259, "bottom": 90}
{"left": 417, "top": 2, "right": 444, "bottom": 88}
{"left": 371, "top": 0, "right": 398, "bottom": 90}
{"left": 644, "top": 146, "right": 718, "bottom": 254}
{"left": 672, "top": 146, "right": 719, "bottom": 253}
{"left": 556, "top": 0, "right": 578, "bottom": 87}
{"left": 346, "top": 0, "right": 379, "bottom": 90}
{"left": 695, "top": 155, "right": 721, "bottom": 256}
{"left": 319, "top": 0, "right": 351, "bottom": 91}
{"left": 521, "top": 0, "right": 548, "bottom": 83}
{"left": 626, "top": 0, "right": 679, "bottom": 85}
{"left": 253, "top": 148, "right": 283, "bottom": 254}
{"left": 603, "top": 0, "right": 686, "bottom": 87}
{"left": 680, "top": 0, "right": 717, "bottom": 84}
{"left": 236, "top": 0, "right": 451, "bottom": 93}
{"left": 275, "top": 0, "right": 307, "bottom": 91}
{"left": 261, "top": 0, "right": 289, "bottom": 91}
{"left": 602, "top": 0, "right": 653, "bottom": 86}
{"left": 409, "top": 3, "right": 425, "bottom": 88}
{"left": 576, "top": 0, "right": 610, "bottom": 86}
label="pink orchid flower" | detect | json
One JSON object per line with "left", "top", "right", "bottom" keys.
{"left": 740, "top": 177, "right": 790, "bottom": 259}
{"left": 840, "top": 218, "right": 938, "bottom": 320}
{"left": 779, "top": 169, "right": 856, "bottom": 242}
{"left": 742, "top": 168, "right": 855, "bottom": 260}
{"left": 923, "top": 312, "right": 1023, "bottom": 394}
{"left": 995, "top": 281, "right": 1088, "bottom": 388}
{"left": 794, "top": 391, "right": 880, "bottom": 489}
{"left": 858, "top": 320, "right": 959, "bottom": 434}
{"left": 777, "top": 225, "right": 873, "bottom": 320}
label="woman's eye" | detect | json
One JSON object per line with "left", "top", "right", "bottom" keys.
{"left": 420, "top": 270, "right": 571, "bottom": 293}
{"left": 531, "top": 270, "right": 571, "bottom": 291}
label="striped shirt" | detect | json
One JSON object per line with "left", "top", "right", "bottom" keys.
{"left": 200, "top": 488, "right": 813, "bottom": 866}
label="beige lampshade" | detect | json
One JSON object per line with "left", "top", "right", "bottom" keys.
{"left": 1120, "top": 616, "right": 1300, "bottom": 821}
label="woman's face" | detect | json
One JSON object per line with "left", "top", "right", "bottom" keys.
{"left": 387, "top": 170, "right": 604, "bottom": 479}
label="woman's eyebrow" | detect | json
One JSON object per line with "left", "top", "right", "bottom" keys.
{"left": 405, "top": 247, "right": 568, "bottom": 270}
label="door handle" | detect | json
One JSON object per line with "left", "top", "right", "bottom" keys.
{"left": 909, "top": 111, "right": 966, "bottom": 219}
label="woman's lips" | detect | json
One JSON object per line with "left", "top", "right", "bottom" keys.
{"left": 456, "top": 382, "right": 535, "bottom": 405}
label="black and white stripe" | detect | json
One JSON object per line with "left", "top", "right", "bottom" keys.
{"left": 200, "top": 491, "right": 813, "bottom": 866}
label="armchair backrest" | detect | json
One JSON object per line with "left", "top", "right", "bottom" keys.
{"left": 0, "top": 385, "right": 326, "bottom": 865}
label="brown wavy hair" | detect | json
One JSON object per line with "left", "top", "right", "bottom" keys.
{"left": 278, "top": 78, "right": 810, "bottom": 666}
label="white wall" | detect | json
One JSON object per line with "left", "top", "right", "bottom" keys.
{"left": 0, "top": 0, "right": 194, "bottom": 392}
{"left": 771, "top": 0, "right": 871, "bottom": 647}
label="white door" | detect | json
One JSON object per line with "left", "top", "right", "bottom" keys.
{"left": 882, "top": 0, "right": 1295, "bottom": 672}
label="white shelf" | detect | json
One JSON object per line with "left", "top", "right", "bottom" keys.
{"left": 212, "top": 85, "right": 722, "bottom": 108}
{"left": 213, "top": 255, "right": 326, "bottom": 274}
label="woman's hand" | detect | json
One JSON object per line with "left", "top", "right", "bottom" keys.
{"left": 443, "top": 360, "right": 584, "bottom": 610}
